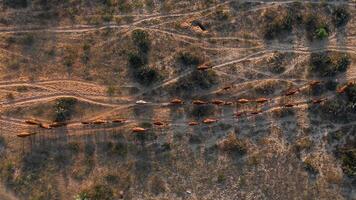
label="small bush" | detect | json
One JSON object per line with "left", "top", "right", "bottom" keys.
{"left": 83, "top": 184, "right": 114, "bottom": 200}
{"left": 4, "top": 0, "right": 27, "bottom": 8}
{"left": 315, "top": 27, "right": 328, "bottom": 39}
{"left": 262, "top": 9, "right": 293, "bottom": 40}
{"left": 176, "top": 51, "right": 201, "bottom": 67}
{"left": 190, "top": 104, "right": 215, "bottom": 119}
{"left": 340, "top": 150, "right": 356, "bottom": 177}
{"left": 128, "top": 52, "right": 145, "bottom": 69}
{"left": 54, "top": 97, "right": 77, "bottom": 122}
{"left": 346, "top": 85, "right": 356, "bottom": 103}
{"left": 332, "top": 7, "right": 350, "bottom": 27}
{"left": 133, "top": 67, "right": 161, "bottom": 85}
{"left": 132, "top": 29, "right": 150, "bottom": 53}
{"left": 217, "top": 133, "right": 247, "bottom": 154}
{"left": 309, "top": 52, "right": 350, "bottom": 77}
{"left": 172, "top": 70, "right": 217, "bottom": 95}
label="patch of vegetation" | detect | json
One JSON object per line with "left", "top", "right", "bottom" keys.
{"left": 54, "top": 97, "right": 77, "bottom": 122}
{"left": 217, "top": 133, "right": 247, "bottom": 155}
{"left": 309, "top": 52, "right": 350, "bottom": 77}
{"left": 79, "top": 184, "right": 114, "bottom": 200}
{"left": 171, "top": 70, "right": 218, "bottom": 96}
{"left": 133, "top": 66, "right": 162, "bottom": 85}
{"left": 189, "top": 104, "right": 215, "bottom": 119}
{"left": 127, "top": 30, "right": 161, "bottom": 86}
{"left": 149, "top": 175, "right": 166, "bottom": 195}
{"left": 4, "top": 0, "right": 28, "bottom": 8}
{"left": 346, "top": 85, "right": 356, "bottom": 103}
{"left": 176, "top": 51, "right": 201, "bottom": 67}
{"left": 340, "top": 150, "right": 356, "bottom": 177}
{"left": 332, "top": 7, "right": 350, "bottom": 28}
{"left": 262, "top": 9, "right": 294, "bottom": 40}
{"left": 132, "top": 29, "right": 151, "bottom": 53}
{"left": 303, "top": 14, "right": 329, "bottom": 41}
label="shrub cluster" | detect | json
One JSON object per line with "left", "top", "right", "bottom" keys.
{"left": 54, "top": 97, "right": 77, "bottom": 122}
{"left": 309, "top": 52, "right": 350, "bottom": 77}
{"left": 127, "top": 29, "right": 161, "bottom": 85}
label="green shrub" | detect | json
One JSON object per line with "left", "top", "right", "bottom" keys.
{"left": 346, "top": 85, "right": 356, "bottom": 103}
{"left": 340, "top": 150, "right": 356, "bottom": 177}
{"left": 133, "top": 67, "right": 161, "bottom": 85}
{"left": 54, "top": 97, "right": 77, "bottom": 122}
{"left": 4, "top": 0, "right": 27, "bottom": 8}
{"left": 128, "top": 52, "right": 145, "bottom": 69}
{"left": 315, "top": 27, "right": 328, "bottom": 39}
{"left": 132, "top": 29, "right": 150, "bottom": 53}
{"left": 176, "top": 51, "right": 201, "bottom": 67}
{"left": 262, "top": 9, "right": 293, "bottom": 40}
{"left": 309, "top": 52, "right": 349, "bottom": 76}
{"left": 86, "top": 184, "right": 114, "bottom": 200}
{"left": 332, "top": 7, "right": 350, "bottom": 27}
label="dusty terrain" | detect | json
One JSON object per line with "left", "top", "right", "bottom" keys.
{"left": 0, "top": 0, "right": 355, "bottom": 200}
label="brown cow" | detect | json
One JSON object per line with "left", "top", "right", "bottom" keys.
{"left": 222, "top": 86, "right": 231, "bottom": 90}
{"left": 285, "top": 89, "right": 299, "bottom": 96}
{"left": 337, "top": 85, "right": 348, "bottom": 94}
{"left": 192, "top": 100, "right": 207, "bottom": 105}
{"left": 250, "top": 110, "right": 262, "bottom": 115}
{"left": 25, "top": 119, "right": 41, "bottom": 126}
{"left": 39, "top": 123, "right": 52, "bottom": 129}
{"left": 91, "top": 119, "right": 107, "bottom": 125}
{"left": 309, "top": 80, "right": 321, "bottom": 87}
{"left": 171, "top": 99, "right": 184, "bottom": 105}
{"left": 112, "top": 119, "right": 126, "bottom": 123}
{"left": 284, "top": 103, "right": 294, "bottom": 108}
{"left": 197, "top": 64, "right": 210, "bottom": 71}
{"left": 237, "top": 99, "right": 249, "bottom": 104}
{"left": 235, "top": 112, "right": 244, "bottom": 117}
{"left": 153, "top": 121, "right": 164, "bottom": 126}
{"left": 49, "top": 122, "right": 68, "bottom": 128}
{"left": 312, "top": 98, "right": 327, "bottom": 104}
{"left": 203, "top": 118, "right": 218, "bottom": 124}
{"left": 255, "top": 98, "right": 269, "bottom": 103}
{"left": 17, "top": 132, "right": 33, "bottom": 138}
{"left": 224, "top": 101, "right": 233, "bottom": 106}
{"left": 188, "top": 121, "right": 199, "bottom": 126}
{"left": 211, "top": 100, "right": 224, "bottom": 105}
{"left": 132, "top": 127, "right": 146, "bottom": 133}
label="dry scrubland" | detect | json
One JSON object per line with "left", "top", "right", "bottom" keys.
{"left": 0, "top": 0, "right": 355, "bottom": 199}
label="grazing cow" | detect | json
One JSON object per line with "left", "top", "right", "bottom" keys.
{"left": 250, "top": 110, "right": 262, "bottom": 115}
{"left": 171, "top": 99, "right": 184, "bottom": 105}
{"left": 153, "top": 121, "right": 164, "bottom": 126}
{"left": 203, "top": 118, "right": 218, "bottom": 124}
{"left": 222, "top": 86, "right": 231, "bottom": 90}
{"left": 255, "top": 98, "right": 269, "bottom": 103}
{"left": 81, "top": 121, "right": 91, "bottom": 125}
{"left": 337, "top": 85, "right": 348, "bottom": 94}
{"left": 309, "top": 80, "right": 321, "bottom": 87}
{"left": 211, "top": 100, "right": 224, "bottom": 105}
{"left": 312, "top": 98, "right": 327, "bottom": 104}
{"left": 49, "top": 122, "right": 67, "bottom": 128}
{"left": 91, "top": 119, "right": 106, "bottom": 125}
{"left": 112, "top": 119, "right": 126, "bottom": 123}
{"left": 237, "top": 99, "right": 249, "bottom": 104}
{"left": 39, "top": 123, "right": 52, "bottom": 129}
{"left": 188, "top": 121, "right": 199, "bottom": 126}
{"left": 197, "top": 65, "right": 210, "bottom": 71}
{"left": 136, "top": 100, "right": 148, "bottom": 104}
{"left": 192, "top": 100, "right": 207, "bottom": 105}
{"left": 285, "top": 89, "right": 299, "bottom": 96}
{"left": 284, "top": 103, "right": 294, "bottom": 108}
{"left": 132, "top": 127, "right": 146, "bottom": 133}
{"left": 224, "top": 101, "right": 233, "bottom": 106}
{"left": 25, "top": 119, "right": 41, "bottom": 126}
{"left": 17, "top": 132, "right": 33, "bottom": 138}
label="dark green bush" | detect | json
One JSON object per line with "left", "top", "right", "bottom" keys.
{"left": 133, "top": 67, "right": 161, "bottom": 85}
{"left": 332, "top": 7, "right": 350, "bottom": 27}
{"left": 262, "top": 10, "right": 293, "bottom": 40}
{"left": 4, "top": 0, "right": 28, "bottom": 8}
{"left": 340, "top": 151, "right": 356, "bottom": 177}
{"left": 309, "top": 52, "right": 350, "bottom": 77}
{"left": 346, "top": 85, "right": 356, "bottom": 103}
{"left": 132, "top": 29, "right": 150, "bottom": 53}
{"left": 54, "top": 97, "right": 77, "bottom": 122}
{"left": 128, "top": 52, "right": 145, "bottom": 69}
{"left": 177, "top": 51, "right": 201, "bottom": 67}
